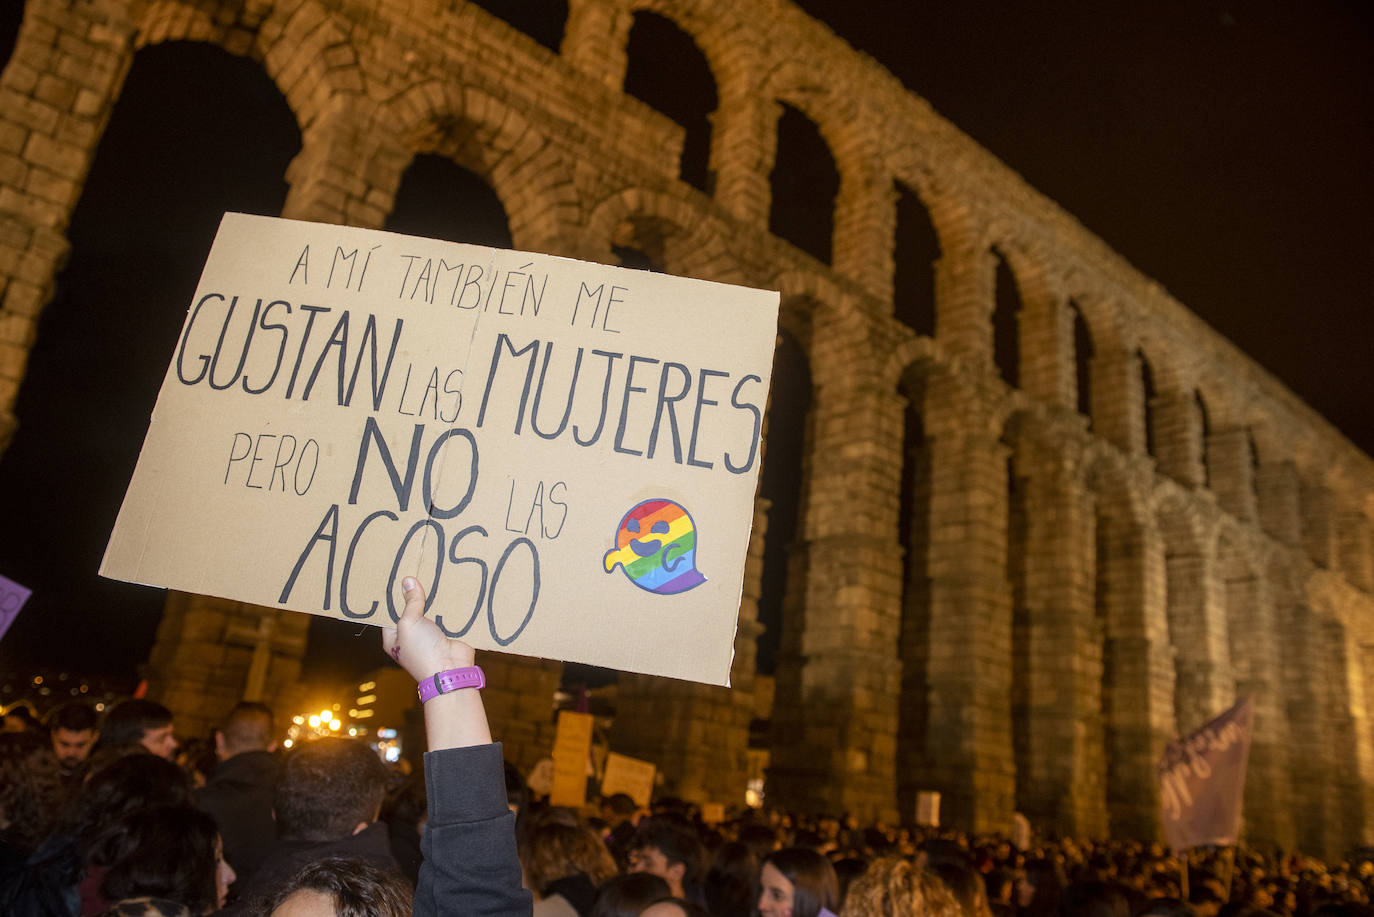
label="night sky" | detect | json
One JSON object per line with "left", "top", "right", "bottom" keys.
{"left": 0, "top": 1, "right": 1369, "bottom": 687}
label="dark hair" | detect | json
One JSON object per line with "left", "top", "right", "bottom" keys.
{"left": 48, "top": 702, "right": 99, "bottom": 734}
{"left": 590, "top": 872, "right": 673, "bottom": 917}
{"left": 219, "top": 702, "right": 274, "bottom": 754}
{"left": 100, "top": 805, "right": 220, "bottom": 914}
{"left": 763, "top": 847, "right": 840, "bottom": 917}
{"left": 1020, "top": 857, "right": 1066, "bottom": 917}
{"left": 1136, "top": 900, "right": 1198, "bottom": 917}
{"left": 274, "top": 738, "right": 387, "bottom": 841}
{"left": 521, "top": 821, "right": 619, "bottom": 891}
{"left": 931, "top": 860, "right": 992, "bottom": 916}
{"left": 0, "top": 731, "right": 65, "bottom": 852}
{"left": 99, "top": 699, "right": 173, "bottom": 748}
{"left": 645, "top": 897, "right": 709, "bottom": 917}
{"left": 258, "top": 856, "right": 412, "bottom": 917}
{"left": 61, "top": 752, "right": 194, "bottom": 864}
{"left": 604, "top": 793, "right": 637, "bottom": 816}
{"left": 632, "top": 817, "right": 704, "bottom": 881}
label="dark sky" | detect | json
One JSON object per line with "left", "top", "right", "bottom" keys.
{"left": 0, "top": 1, "right": 1369, "bottom": 686}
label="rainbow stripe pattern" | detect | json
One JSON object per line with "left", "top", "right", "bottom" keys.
{"left": 602, "top": 498, "right": 707, "bottom": 595}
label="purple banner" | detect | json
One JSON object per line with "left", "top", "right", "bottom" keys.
{"left": 1157, "top": 695, "right": 1254, "bottom": 850}
{"left": 0, "top": 573, "right": 32, "bottom": 644}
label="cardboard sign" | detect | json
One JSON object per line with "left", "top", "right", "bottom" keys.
{"left": 601, "top": 751, "right": 657, "bottom": 807}
{"left": 915, "top": 790, "right": 940, "bottom": 827}
{"left": 550, "top": 710, "right": 594, "bottom": 808}
{"left": 101, "top": 214, "right": 778, "bottom": 685}
{"left": 700, "top": 802, "right": 725, "bottom": 824}
{"left": 0, "top": 573, "right": 32, "bottom": 643}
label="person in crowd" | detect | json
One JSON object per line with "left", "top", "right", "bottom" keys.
{"left": 702, "top": 840, "right": 757, "bottom": 917}
{"left": 97, "top": 701, "right": 177, "bottom": 760}
{"left": 757, "top": 847, "right": 840, "bottom": 917}
{"left": 589, "top": 873, "right": 674, "bottom": 917}
{"left": 225, "top": 736, "right": 396, "bottom": 911}
{"left": 95, "top": 805, "right": 233, "bottom": 917}
{"left": 194, "top": 702, "right": 278, "bottom": 890}
{"left": 1056, "top": 879, "right": 1130, "bottom": 917}
{"left": 257, "top": 857, "right": 412, "bottom": 917}
{"left": 1016, "top": 857, "right": 1065, "bottom": 916}
{"left": 638, "top": 898, "right": 709, "bottom": 917}
{"left": 0, "top": 751, "right": 194, "bottom": 916}
{"left": 47, "top": 703, "right": 100, "bottom": 787}
{"left": 4, "top": 703, "right": 40, "bottom": 733}
{"left": 0, "top": 730, "right": 66, "bottom": 857}
{"left": 929, "top": 860, "right": 994, "bottom": 917}
{"left": 840, "top": 856, "right": 961, "bottom": 917}
{"left": 628, "top": 818, "right": 706, "bottom": 908}
{"left": 601, "top": 793, "right": 641, "bottom": 867}
{"left": 521, "top": 820, "right": 618, "bottom": 917}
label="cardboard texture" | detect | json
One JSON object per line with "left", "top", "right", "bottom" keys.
{"left": 550, "top": 710, "right": 594, "bottom": 808}
{"left": 101, "top": 214, "right": 779, "bottom": 685}
{"left": 600, "top": 751, "right": 657, "bottom": 808}
{"left": 0, "top": 573, "right": 32, "bottom": 644}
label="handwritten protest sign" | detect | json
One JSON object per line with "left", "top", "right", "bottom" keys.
{"left": 0, "top": 573, "right": 32, "bottom": 644}
{"left": 600, "top": 751, "right": 657, "bottom": 807}
{"left": 1157, "top": 694, "right": 1254, "bottom": 850}
{"left": 102, "top": 214, "right": 778, "bottom": 685}
{"left": 550, "top": 710, "right": 594, "bottom": 808}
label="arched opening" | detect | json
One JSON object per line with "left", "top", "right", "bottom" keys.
{"left": 465, "top": 0, "right": 567, "bottom": 53}
{"left": 895, "top": 362, "right": 931, "bottom": 819}
{"left": 769, "top": 104, "right": 836, "bottom": 265}
{"left": 992, "top": 251, "right": 1021, "bottom": 389}
{"left": 1071, "top": 302, "right": 1093, "bottom": 424}
{"left": 756, "top": 330, "right": 811, "bottom": 676}
{"left": 1195, "top": 390, "right": 1211, "bottom": 488}
{"left": 385, "top": 153, "right": 513, "bottom": 248}
{"left": 1, "top": 3, "right": 21, "bottom": 67}
{"left": 892, "top": 182, "right": 939, "bottom": 338}
{"left": 1138, "top": 348, "right": 1157, "bottom": 459}
{"left": 0, "top": 41, "right": 299, "bottom": 677}
{"left": 624, "top": 12, "right": 717, "bottom": 192}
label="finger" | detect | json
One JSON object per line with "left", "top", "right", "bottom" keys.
{"left": 400, "top": 576, "right": 425, "bottom": 623}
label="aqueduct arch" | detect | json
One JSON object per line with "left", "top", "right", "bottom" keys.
{"left": 4, "top": 0, "right": 1373, "bottom": 857}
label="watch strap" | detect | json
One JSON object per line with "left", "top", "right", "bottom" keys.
{"left": 417, "top": 665, "right": 485, "bottom": 703}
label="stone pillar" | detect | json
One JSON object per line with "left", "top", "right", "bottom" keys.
{"left": 1299, "top": 480, "right": 1338, "bottom": 569}
{"left": 1016, "top": 289, "right": 1073, "bottom": 411}
{"left": 143, "top": 592, "right": 309, "bottom": 740}
{"left": 1221, "top": 568, "right": 1294, "bottom": 852}
{"left": 1150, "top": 393, "right": 1204, "bottom": 488}
{"left": 1322, "top": 618, "right": 1374, "bottom": 857}
{"left": 609, "top": 498, "right": 765, "bottom": 806}
{"left": 1279, "top": 600, "right": 1343, "bottom": 858}
{"left": 561, "top": 0, "right": 632, "bottom": 91}
{"left": 830, "top": 164, "right": 895, "bottom": 302}
{"left": 1255, "top": 460, "right": 1302, "bottom": 547}
{"left": 709, "top": 81, "right": 776, "bottom": 227}
{"left": 1337, "top": 511, "right": 1373, "bottom": 593}
{"left": 1091, "top": 348, "right": 1146, "bottom": 457}
{"left": 1013, "top": 428, "right": 1106, "bottom": 837}
{"left": 1163, "top": 548, "right": 1233, "bottom": 733}
{"left": 918, "top": 374, "right": 1013, "bottom": 833}
{"left": 768, "top": 380, "right": 903, "bottom": 822}
{"left": 933, "top": 242, "right": 994, "bottom": 367}
{"left": 1207, "top": 427, "right": 1258, "bottom": 523}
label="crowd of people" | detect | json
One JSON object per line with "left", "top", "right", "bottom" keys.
{"left": 2, "top": 580, "right": 1373, "bottom": 917}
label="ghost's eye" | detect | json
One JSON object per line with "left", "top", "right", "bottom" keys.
{"left": 651, "top": 521, "right": 670, "bottom": 535}
{"left": 626, "top": 518, "right": 640, "bottom": 533}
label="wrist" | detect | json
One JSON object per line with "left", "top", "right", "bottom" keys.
{"left": 417, "top": 664, "right": 485, "bottom": 703}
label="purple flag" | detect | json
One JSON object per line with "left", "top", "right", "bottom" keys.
{"left": 0, "top": 573, "right": 32, "bottom": 644}
{"left": 1158, "top": 695, "right": 1255, "bottom": 850}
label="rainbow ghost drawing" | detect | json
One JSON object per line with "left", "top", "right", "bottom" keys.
{"left": 602, "top": 498, "right": 707, "bottom": 595}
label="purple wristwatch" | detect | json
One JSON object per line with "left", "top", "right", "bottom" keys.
{"left": 416, "top": 665, "right": 486, "bottom": 703}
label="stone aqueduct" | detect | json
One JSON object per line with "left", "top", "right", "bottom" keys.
{"left": 3, "top": 0, "right": 1373, "bottom": 858}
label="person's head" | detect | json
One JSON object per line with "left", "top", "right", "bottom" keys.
{"left": 216, "top": 701, "right": 276, "bottom": 760}
{"left": 48, "top": 702, "right": 100, "bottom": 770}
{"left": 273, "top": 738, "right": 387, "bottom": 842}
{"left": 641, "top": 898, "right": 709, "bottom": 917}
{"left": 1058, "top": 880, "right": 1131, "bottom": 917}
{"left": 100, "top": 805, "right": 231, "bottom": 914}
{"left": 0, "top": 730, "right": 65, "bottom": 850}
{"left": 64, "top": 752, "right": 194, "bottom": 861}
{"left": 590, "top": 872, "right": 673, "bottom": 917}
{"left": 262, "top": 856, "right": 413, "bottom": 917}
{"left": 101, "top": 699, "right": 177, "bottom": 759}
{"left": 759, "top": 847, "right": 841, "bottom": 917}
{"left": 930, "top": 860, "right": 993, "bottom": 917}
{"left": 4, "top": 703, "right": 39, "bottom": 733}
{"left": 840, "top": 856, "right": 962, "bottom": 917}
{"left": 521, "top": 821, "right": 619, "bottom": 893}
{"left": 629, "top": 818, "right": 704, "bottom": 899}
{"left": 1018, "top": 857, "right": 1066, "bottom": 913}
{"left": 602, "top": 792, "right": 638, "bottom": 825}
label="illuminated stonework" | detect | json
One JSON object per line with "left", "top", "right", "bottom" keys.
{"left": 2, "top": 0, "right": 1371, "bottom": 859}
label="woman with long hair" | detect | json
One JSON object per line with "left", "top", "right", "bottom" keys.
{"left": 840, "top": 857, "right": 961, "bottom": 917}
{"left": 757, "top": 847, "right": 839, "bottom": 917}
{"left": 97, "top": 805, "right": 234, "bottom": 916}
